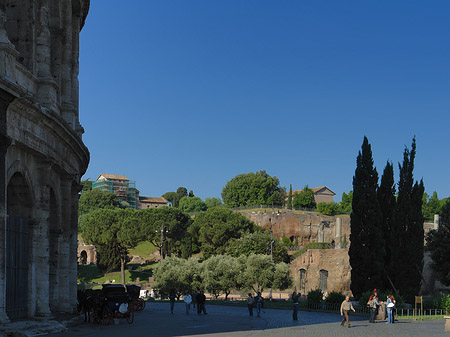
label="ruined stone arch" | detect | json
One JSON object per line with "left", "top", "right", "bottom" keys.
{"left": 6, "top": 161, "right": 35, "bottom": 215}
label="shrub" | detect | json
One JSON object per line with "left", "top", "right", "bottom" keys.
{"left": 325, "top": 291, "right": 345, "bottom": 304}
{"left": 439, "top": 292, "right": 450, "bottom": 310}
{"left": 307, "top": 288, "right": 324, "bottom": 307}
{"left": 317, "top": 202, "right": 339, "bottom": 216}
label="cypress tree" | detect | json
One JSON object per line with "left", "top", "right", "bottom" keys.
{"left": 377, "top": 161, "right": 396, "bottom": 290}
{"left": 389, "top": 137, "right": 424, "bottom": 302}
{"left": 349, "top": 136, "right": 385, "bottom": 298}
{"left": 287, "top": 184, "right": 293, "bottom": 210}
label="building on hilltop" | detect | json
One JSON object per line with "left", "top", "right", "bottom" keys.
{"left": 290, "top": 186, "right": 336, "bottom": 204}
{"left": 0, "top": 0, "right": 90, "bottom": 322}
{"left": 93, "top": 173, "right": 137, "bottom": 208}
{"left": 138, "top": 196, "right": 168, "bottom": 209}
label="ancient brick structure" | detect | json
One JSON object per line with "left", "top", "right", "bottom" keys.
{"left": 240, "top": 209, "right": 445, "bottom": 297}
{"left": 0, "top": 1, "right": 89, "bottom": 322}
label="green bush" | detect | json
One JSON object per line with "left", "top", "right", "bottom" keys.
{"left": 307, "top": 288, "right": 324, "bottom": 307}
{"left": 439, "top": 292, "right": 450, "bottom": 310}
{"left": 325, "top": 291, "right": 345, "bottom": 304}
{"left": 317, "top": 202, "right": 339, "bottom": 216}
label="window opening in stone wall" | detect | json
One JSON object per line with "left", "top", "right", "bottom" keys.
{"left": 299, "top": 268, "right": 306, "bottom": 291}
{"left": 319, "top": 269, "right": 328, "bottom": 293}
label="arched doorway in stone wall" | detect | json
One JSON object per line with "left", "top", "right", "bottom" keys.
{"left": 6, "top": 172, "right": 33, "bottom": 320}
{"left": 80, "top": 250, "right": 87, "bottom": 265}
{"left": 299, "top": 268, "right": 306, "bottom": 293}
{"left": 48, "top": 188, "right": 60, "bottom": 311}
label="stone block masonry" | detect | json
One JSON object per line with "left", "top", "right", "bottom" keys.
{"left": 0, "top": 0, "right": 90, "bottom": 322}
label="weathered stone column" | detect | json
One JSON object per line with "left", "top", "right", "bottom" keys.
{"left": 0, "top": 89, "right": 14, "bottom": 324}
{"left": 56, "top": 178, "right": 72, "bottom": 312}
{"left": 433, "top": 214, "right": 439, "bottom": 230}
{"left": 36, "top": 0, "right": 58, "bottom": 111}
{"left": 32, "top": 165, "right": 52, "bottom": 316}
{"left": 68, "top": 183, "right": 82, "bottom": 311}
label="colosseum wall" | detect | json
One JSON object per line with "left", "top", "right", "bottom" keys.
{"left": 0, "top": 0, "right": 89, "bottom": 322}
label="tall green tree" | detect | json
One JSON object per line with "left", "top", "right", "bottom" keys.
{"left": 225, "top": 231, "right": 290, "bottom": 263}
{"left": 153, "top": 256, "right": 203, "bottom": 298}
{"left": 240, "top": 254, "right": 293, "bottom": 293}
{"left": 426, "top": 199, "right": 450, "bottom": 286}
{"left": 78, "top": 189, "right": 120, "bottom": 218}
{"left": 82, "top": 208, "right": 143, "bottom": 284}
{"left": 179, "top": 196, "right": 207, "bottom": 213}
{"left": 423, "top": 191, "right": 441, "bottom": 221}
{"left": 81, "top": 179, "right": 93, "bottom": 192}
{"left": 221, "top": 170, "right": 286, "bottom": 207}
{"left": 377, "top": 161, "right": 396, "bottom": 289}
{"left": 139, "top": 207, "right": 192, "bottom": 258}
{"left": 202, "top": 255, "right": 242, "bottom": 300}
{"left": 349, "top": 136, "right": 384, "bottom": 298}
{"left": 339, "top": 191, "right": 353, "bottom": 213}
{"left": 205, "top": 197, "right": 223, "bottom": 209}
{"left": 162, "top": 191, "right": 177, "bottom": 206}
{"left": 292, "top": 185, "right": 316, "bottom": 209}
{"left": 389, "top": 137, "right": 424, "bottom": 302}
{"left": 190, "top": 208, "right": 257, "bottom": 258}
{"left": 287, "top": 184, "right": 293, "bottom": 210}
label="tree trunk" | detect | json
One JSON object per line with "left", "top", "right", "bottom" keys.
{"left": 120, "top": 257, "right": 125, "bottom": 285}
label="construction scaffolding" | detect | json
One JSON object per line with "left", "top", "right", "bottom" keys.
{"left": 92, "top": 179, "right": 137, "bottom": 209}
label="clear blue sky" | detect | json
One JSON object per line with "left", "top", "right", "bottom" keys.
{"left": 79, "top": 1, "right": 450, "bottom": 202}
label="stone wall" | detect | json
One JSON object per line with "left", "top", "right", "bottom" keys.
{"left": 239, "top": 209, "right": 351, "bottom": 246}
{"left": 0, "top": 0, "right": 89, "bottom": 322}
{"left": 290, "top": 248, "right": 351, "bottom": 296}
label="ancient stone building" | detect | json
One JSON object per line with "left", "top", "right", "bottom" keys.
{"left": 240, "top": 209, "right": 443, "bottom": 297}
{"left": 77, "top": 237, "right": 97, "bottom": 265}
{"left": 0, "top": 0, "right": 89, "bottom": 322}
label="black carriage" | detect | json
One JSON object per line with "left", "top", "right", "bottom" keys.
{"left": 100, "top": 284, "right": 134, "bottom": 325}
{"left": 126, "top": 284, "right": 146, "bottom": 311}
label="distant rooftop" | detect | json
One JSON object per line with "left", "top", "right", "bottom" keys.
{"left": 139, "top": 196, "right": 168, "bottom": 204}
{"left": 97, "top": 173, "right": 130, "bottom": 181}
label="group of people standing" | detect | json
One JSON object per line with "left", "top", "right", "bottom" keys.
{"left": 367, "top": 290, "right": 396, "bottom": 324}
{"left": 168, "top": 290, "right": 207, "bottom": 315}
{"left": 246, "top": 292, "right": 264, "bottom": 317}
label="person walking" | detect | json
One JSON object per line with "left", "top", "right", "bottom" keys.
{"left": 169, "top": 291, "right": 176, "bottom": 314}
{"left": 340, "top": 295, "right": 355, "bottom": 328}
{"left": 184, "top": 294, "right": 192, "bottom": 315}
{"left": 254, "top": 292, "right": 264, "bottom": 318}
{"left": 196, "top": 291, "right": 207, "bottom": 315}
{"left": 292, "top": 291, "right": 300, "bottom": 321}
{"left": 247, "top": 293, "right": 254, "bottom": 316}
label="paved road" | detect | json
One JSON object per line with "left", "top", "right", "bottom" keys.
{"left": 49, "top": 302, "right": 448, "bottom": 337}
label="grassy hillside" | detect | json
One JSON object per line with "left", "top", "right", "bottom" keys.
{"left": 78, "top": 262, "right": 158, "bottom": 286}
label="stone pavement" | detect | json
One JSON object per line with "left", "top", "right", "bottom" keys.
{"left": 46, "top": 302, "right": 448, "bottom": 337}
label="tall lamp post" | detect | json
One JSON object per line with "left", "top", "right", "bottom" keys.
{"left": 157, "top": 225, "right": 166, "bottom": 261}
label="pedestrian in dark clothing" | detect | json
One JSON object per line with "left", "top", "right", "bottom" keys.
{"left": 169, "top": 291, "right": 176, "bottom": 314}
{"left": 196, "top": 291, "right": 207, "bottom": 315}
{"left": 368, "top": 295, "right": 379, "bottom": 323}
{"left": 254, "top": 292, "right": 264, "bottom": 317}
{"left": 247, "top": 293, "right": 254, "bottom": 316}
{"left": 192, "top": 291, "right": 199, "bottom": 308}
{"left": 292, "top": 291, "right": 300, "bottom": 320}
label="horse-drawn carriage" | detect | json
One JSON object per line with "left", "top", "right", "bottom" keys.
{"left": 78, "top": 284, "right": 144, "bottom": 325}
